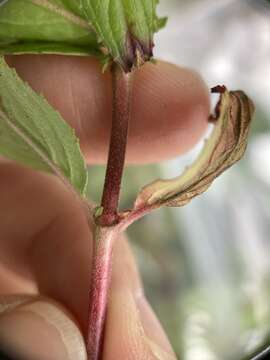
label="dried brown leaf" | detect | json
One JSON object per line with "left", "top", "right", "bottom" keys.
{"left": 135, "top": 86, "right": 255, "bottom": 209}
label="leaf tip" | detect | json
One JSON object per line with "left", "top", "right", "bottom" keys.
{"left": 211, "top": 85, "right": 227, "bottom": 94}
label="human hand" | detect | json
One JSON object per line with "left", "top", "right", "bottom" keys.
{"left": 0, "top": 55, "right": 209, "bottom": 360}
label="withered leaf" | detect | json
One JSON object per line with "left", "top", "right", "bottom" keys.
{"left": 135, "top": 86, "right": 254, "bottom": 209}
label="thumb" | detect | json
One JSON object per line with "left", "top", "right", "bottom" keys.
{"left": 0, "top": 237, "right": 177, "bottom": 360}
{"left": 0, "top": 295, "right": 86, "bottom": 360}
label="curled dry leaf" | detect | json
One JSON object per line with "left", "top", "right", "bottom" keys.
{"left": 135, "top": 86, "right": 255, "bottom": 209}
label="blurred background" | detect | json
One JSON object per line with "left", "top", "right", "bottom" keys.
{"left": 89, "top": 1, "right": 270, "bottom": 359}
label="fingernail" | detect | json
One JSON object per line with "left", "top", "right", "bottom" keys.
{"left": 0, "top": 297, "right": 87, "bottom": 360}
{"left": 0, "top": 295, "right": 35, "bottom": 315}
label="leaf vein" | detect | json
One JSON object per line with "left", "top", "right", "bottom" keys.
{"left": 28, "top": 0, "right": 94, "bottom": 32}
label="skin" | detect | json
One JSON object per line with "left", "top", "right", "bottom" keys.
{"left": 0, "top": 55, "right": 210, "bottom": 360}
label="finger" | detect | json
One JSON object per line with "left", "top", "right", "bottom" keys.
{"left": 6, "top": 55, "right": 210, "bottom": 164}
{"left": 0, "top": 161, "right": 92, "bottom": 330}
{"left": 0, "top": 239, "right": 175, "bottom": 360}
{"left": 0, "top": 162, "right": 91, "bottom": 360}
{"left": 103, "top": 236, "right": 176, "bottom": 360}
{"left": 0, "top": 162, "right": 176, "bottom": 359}
{"left": 0, "top": 296, "right": 87, "bottom": 360}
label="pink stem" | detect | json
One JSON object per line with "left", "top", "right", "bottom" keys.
{"left": 119, "top": 204, "right": 159, "bottom": 232}
{"left": 86, "top": 226, "right": 117, "bottom": 360}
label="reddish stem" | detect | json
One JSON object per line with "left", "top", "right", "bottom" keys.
{"left": 87, "top": 65, "right": 133, "bottom": 359}
{"left": 99, "top": 65, "right": 133, "bottom": 226}
{"left": 119, "top": 204, "right": 159, "bottom": 232}
{"left": 86, "top": 226, "right": 117, "bottom": 360}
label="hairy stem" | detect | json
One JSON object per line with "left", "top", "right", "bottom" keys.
{"left": 86, "top": 225, "right": 117, "bottom": 360}
{"left": 99, "top": 65, "right": 133, "bottom": 226}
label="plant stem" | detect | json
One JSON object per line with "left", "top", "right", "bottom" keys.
{"left": 86, "top": 225, "right": 117, "bottom": 360}
{"left": 99, "top": 64, "right": 133, "bottom": 226}
{"left": 87, "top": 65, "right": 133, "bottom": 359}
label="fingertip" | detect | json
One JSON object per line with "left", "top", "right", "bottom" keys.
{"left": 128, "top": 60, "right": 210, "bottom": 163}
{"left": 6, "top": 55, "right": 209, "bottom": 164}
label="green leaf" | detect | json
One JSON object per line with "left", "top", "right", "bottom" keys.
{"left": 0, "top": 56, "right": 88, "bottom": 196}
{"left": 0, "top": 0, "right": 166, "bottom": 71}
{"left": 80, "top": 0, "right": 167, "bottom": 71}
{"left": 0, "top": 0, "right": 98, "bottom": 56}
{"left": 135, "top": 86, "right": 254, "bottom": 209}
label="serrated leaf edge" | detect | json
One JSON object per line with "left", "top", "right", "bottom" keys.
{"left": 0, "top": 106, "right": 84, "bottom": 197}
